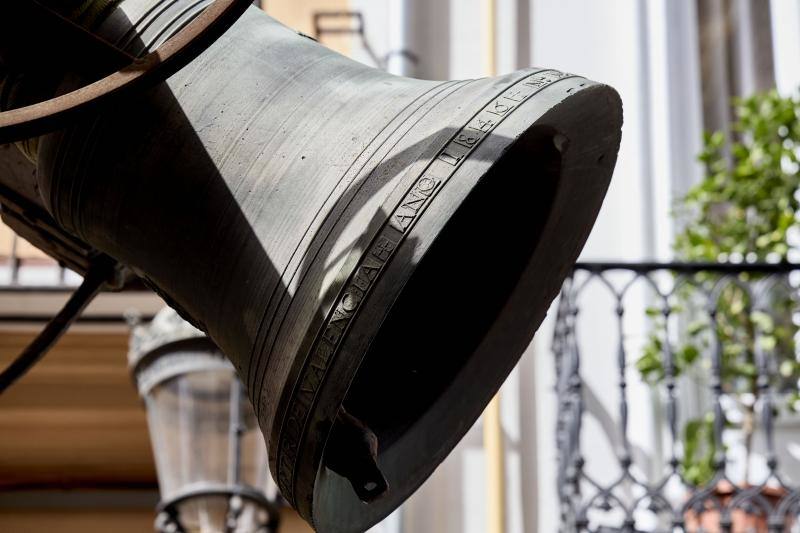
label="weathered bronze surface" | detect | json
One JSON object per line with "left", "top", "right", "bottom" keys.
{"left": 0, "top": 1, "right": 623, "bottom": 531}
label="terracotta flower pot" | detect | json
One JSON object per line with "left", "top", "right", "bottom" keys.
{"left": 683, "top": 481, "right": 789, "bottom": 533}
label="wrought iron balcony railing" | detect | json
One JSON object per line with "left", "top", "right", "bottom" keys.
{"left": 553, "top": 262, "right": 800, "bottom": 533}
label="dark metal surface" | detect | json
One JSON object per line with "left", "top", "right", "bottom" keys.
{"left": 0, "top": 0, "right": 252, "bottom": 144}
{"left": 0, "top": 1, "right": 135, "bottom": 76}
{"left": 554, "top": 261, "right": 800, "bottom": 532}
{"left": 0, "top": 180, "right": 98, "bottom": 275}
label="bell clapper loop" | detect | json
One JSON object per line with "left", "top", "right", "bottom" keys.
{"left": 325, "top": 409, "right": 390, "bottom": 503}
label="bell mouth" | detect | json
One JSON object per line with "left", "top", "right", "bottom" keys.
{"left": 311, "top": 126, "right": 562, "bottom": 531}
{"left": 307, "top": 81, "right": 622, "bottom": 532}
{"left": 340, "top": 124, "right": 561, "bottom": 454}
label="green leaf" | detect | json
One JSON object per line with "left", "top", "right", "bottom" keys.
{"left": 687, "top": 320, "right": 708, "bottom": 336}
{"left": 779, "top": 360, "right": 796, "bottom": 378}
{"left": 678, "top": 344, "right": 701, "bottom": 367}
{"left": 751, "top": 310, "right": 775, "bottom": 332}
{"left": 645, "top": 306, "right": 661, "bottom": 318}
{"left": 759, "top": 335, "right": 777, "bottom": 352}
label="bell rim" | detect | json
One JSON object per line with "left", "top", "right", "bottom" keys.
{"left": 279, "top": 75, "right": 623, "bottom": 531}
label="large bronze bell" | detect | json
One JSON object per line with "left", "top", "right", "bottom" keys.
{"left": 0, "top": 1, "right": 622, "bottom": 531}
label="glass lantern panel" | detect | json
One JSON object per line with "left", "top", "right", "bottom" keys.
{"left": 145, "top": 366, "right": 236, "bottom": 499}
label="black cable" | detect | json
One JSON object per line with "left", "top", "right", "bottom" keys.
{"left": 0, "top": 257, "right": 116, "bottom": 394}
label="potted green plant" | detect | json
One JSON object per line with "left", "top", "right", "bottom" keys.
{"left": 637, "top": 89, "right": 800, "bottom": 532}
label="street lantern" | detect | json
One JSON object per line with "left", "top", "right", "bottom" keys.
{"left": 129, "top": 308, "right": 280, "bottom": 533}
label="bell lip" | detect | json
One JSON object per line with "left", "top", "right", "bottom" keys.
{"left": 291, "top": 76, "right": 623, "bottom": 531}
